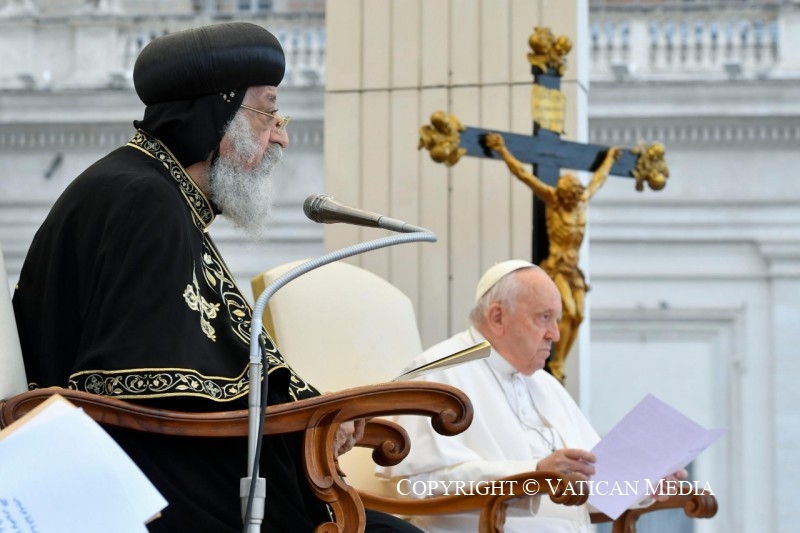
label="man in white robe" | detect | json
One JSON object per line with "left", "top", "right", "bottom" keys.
{"left": 377, "top": 260, "right": 601, "bottom": 532}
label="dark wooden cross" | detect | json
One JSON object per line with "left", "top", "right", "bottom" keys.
{"left": 417, "top": 28, "right": 668, "bottom": 382}
{"left": 418, "top": 27, "right": 667, "bottom": 265}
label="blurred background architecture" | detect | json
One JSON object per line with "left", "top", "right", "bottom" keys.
{"left": 585, "top": 2, "right": 800, "bottom": 533}
{"left": 2, "top": 1, "right": 799, "bottom": 531}
{"left": 0, "top": 0, "right": 328, "bottom": 285}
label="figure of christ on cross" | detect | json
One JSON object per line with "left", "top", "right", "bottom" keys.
{"left": 484, "top": 132, "right": 622, "bottom": 382}
{"left": 417, "top": 25, "right": 667, "bottom": 383}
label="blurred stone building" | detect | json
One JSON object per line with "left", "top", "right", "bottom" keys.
{"left": 0, "top": 0, "right": 327, "bottom": 286}
{"left": 587, "top": 3, "right": 799, "bottom": 531}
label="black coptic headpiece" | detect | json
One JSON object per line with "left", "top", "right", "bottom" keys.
{"left": 132, "top": 22, "right": 285, "bottom": 168}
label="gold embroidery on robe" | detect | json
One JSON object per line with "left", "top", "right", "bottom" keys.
{"left": 64, "top": 131, "right": 319, "bottom": 402}
{"left": 184, "top": 267, "right": 221, "bottom": 341}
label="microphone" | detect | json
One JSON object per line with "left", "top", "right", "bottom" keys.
{"left": 303, "top": 194, "right": 429, "bottom": 233}
{"left": 243, "top": 218, "right": 438, "bottom": 528}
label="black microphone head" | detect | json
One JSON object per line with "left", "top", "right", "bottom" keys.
{"left": 303, "top": 194, "right": 332, "bottom": 223}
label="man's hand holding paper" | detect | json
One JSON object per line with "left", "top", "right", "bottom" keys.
{"left": 587, "top": 394, "right": 724, "bottom": 519}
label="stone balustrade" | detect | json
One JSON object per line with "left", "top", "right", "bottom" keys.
{"left": 0, "top": 1, "right": 326, "bottom": 90}
{"left": 4, "top": 0, "right": 799, "bottom": 91}
{"left": 589, "top": 0, "right": 800, "bottom": 81}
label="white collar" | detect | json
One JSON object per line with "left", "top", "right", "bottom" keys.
{"left": 468, "top": 326, "right": 519, "bottom": 380}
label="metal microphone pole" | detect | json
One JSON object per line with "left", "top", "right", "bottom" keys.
{"left": 241, "top": 229, "right": 437, "bottom": 532}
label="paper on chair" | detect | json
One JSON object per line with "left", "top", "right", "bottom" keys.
{"left": 0, "top": 395, "right": 167, "bottom": 532}
{"left": 587, "top": 394, "right": 725, "bottom": 520}
{"left": 392, "top": 340, "right": 491, "bottom": 381}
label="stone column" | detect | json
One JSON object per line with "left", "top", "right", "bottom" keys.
{"left": 325, "top": 0, "right": 589, "bottom": 395}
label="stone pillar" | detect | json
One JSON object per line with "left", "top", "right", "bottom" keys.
{"left": 325, "top": 0, "right": 589, "bottom": 389}
{"left": 761, "top": 243, "right": 800, "bottom": 533}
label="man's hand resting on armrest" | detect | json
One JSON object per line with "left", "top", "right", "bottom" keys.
{"left": 536, "top": 449, "right": 597, "bottom": 481}
{"left": 334, "top": 418, "right": 367, "bottom": 458}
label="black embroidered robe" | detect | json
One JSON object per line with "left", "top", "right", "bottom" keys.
{"left": 12, "top": 131, "right": 329, "bottom": 532}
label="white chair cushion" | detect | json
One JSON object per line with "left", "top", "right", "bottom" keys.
{"left": 253, "top": 260, "right": 423, "bottom": 391}
{"left": 0, "top": 246, "right": 28, "bottom": 398}
{"left": 252, "top": 260, "right": 425, "bottom": 497}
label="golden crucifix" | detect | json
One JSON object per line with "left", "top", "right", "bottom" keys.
{"left": 418, "top": 27, "right": 668, "bottom": 383}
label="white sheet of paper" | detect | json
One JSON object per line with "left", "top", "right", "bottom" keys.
{"left": 0, "top": 400, "right": 166, "bottom": 532}
{"left": 588, "top": 394, "right": 725, "bottom": 520}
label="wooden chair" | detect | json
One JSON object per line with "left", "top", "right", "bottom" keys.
{"left": 253, "top": 259, "right": 717, "bottom": 532}
{"left": 251, "top": 259, "right": 430, "bottom": 497}
{"left": 0, "top": 383, "right": 475, "bottom": 532}
{"left": 0, "top": 244, "right": 475, "bottom": 532}
{"left": 590, "top": 494, "right": 718, "bottom": 533}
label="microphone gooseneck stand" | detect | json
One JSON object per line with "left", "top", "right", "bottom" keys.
{"left": 241, "top": 230, "right": 437, "bottom": 532}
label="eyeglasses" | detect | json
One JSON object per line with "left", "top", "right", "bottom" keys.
{"left": 239, "top": 104, "right": 291, "bottom": 132}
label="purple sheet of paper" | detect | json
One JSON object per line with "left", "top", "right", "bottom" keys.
{"left": 588, "top": 394, "right": 725, "bottom": 520}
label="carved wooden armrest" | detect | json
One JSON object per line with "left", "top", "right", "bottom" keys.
{"left": 295, "top": 382, "right": 472, "bottom": 532}
{"left": 355, "top": 418, "right": 411, "bottom": 467}
{"left": 589, "top": 491, "right": 718, "bottom": 533}
{"left": 360, "top": 471, "right": 589, "bottom": 533}
{"left": 1, "top": 382, "right": 473, "bottom": 533}
{"left": 0, "top": 382, "right": 471, "bottom": 437}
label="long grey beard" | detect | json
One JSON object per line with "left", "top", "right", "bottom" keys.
{"left": 209, "top": 113, "right": 283, "bottom": 238}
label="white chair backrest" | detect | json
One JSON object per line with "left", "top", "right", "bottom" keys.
{"left": 0, "top": 245, "right": 28, "bottom": 398}
{"left": 252, "top": 260, "right": 424, "bottom": 496}
{"left": 252, "top": 260, "right": 423, "bottom": 391}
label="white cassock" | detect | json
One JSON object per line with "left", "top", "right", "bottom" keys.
{"left": 377, "top": 327, "right": 600, "bottom": 533}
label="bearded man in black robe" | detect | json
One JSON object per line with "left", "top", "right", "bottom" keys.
{"left": 12, "top": 22, "right": 420, "bottom": 533}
